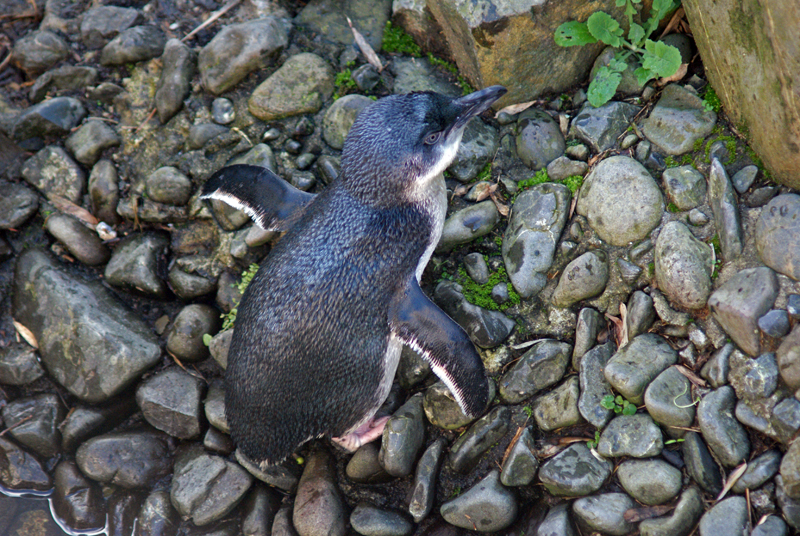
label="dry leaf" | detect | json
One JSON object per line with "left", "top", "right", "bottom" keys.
{"left": 13, "top": 320, "right": 38, "bottom": 349}
{"left": 48, "top": 194, "right": 99, "bottom": 228}
{"left": 605, "top": 311, "right": 627, "bottom": 348}
{"left": 658, "top": 63, "right": 688, "bottom": 86}
{"left": 675, "top": 365, "right": 707, "bottom": 387}
{"left": 495, "top": 100, "right": 536, "bottom": 117}
{"left": 452, "top": 184, "right": 468, "bottom": 197}
{"left": 489, "top": 191, "right": 510, "bottom": 217}
{"left": 559, "top": 114, "right": 569, "bottom": 137}
{"left": 659, "top": 7, "right": 686, "bottom": 39}
{"left": 716, "top": 461, "right": 748, "bottom": 502}
{"left": 501, "top": 426, "right": 526, "bottom": 467}
{"left": 470, "top": 182, "right": 497, "bottom": 202}
{"left": 624, "top": 505, "right": 674, "bottom": 523}
{"left": 347, "top": 17, "right": 383, "bottom": 72}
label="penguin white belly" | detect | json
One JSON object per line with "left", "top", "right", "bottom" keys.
{"left": 414, "top": 173, "right": 448, "bottom": 282}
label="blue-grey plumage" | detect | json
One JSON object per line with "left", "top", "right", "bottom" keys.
{"left": 202, "top": 86, "right": 507, "bottom": 468}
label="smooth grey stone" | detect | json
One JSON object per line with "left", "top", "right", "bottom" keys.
{"left": 745, "top": 185, "right": 779, "bottom": 207}
{"left": 80, "top": 6, "right": 142, "bottom": 49}
{"left": 76, "top": 430, "right": 172, "bottom": 488}
{"left": 539, "top": 442, "right": 612, "bottom": 496}
{"left": 289, "top": 170, "right": 315, "bottom": 192}
{"left": 391, "top": 55, "right": 460, "bottom": 96}
{"left": 315, "top": 154, "right": 340, "bottom": 184}
{"left": 0, "top": 436, "right": 52, "bottom": 491}
{"left": 88, "top": 159, "right": 120, "bottom": 224}
{"left": 0, "top": 341, "right": 45, "bottom": 385}
{"left": 60, "top": 398, "right": 136, "bottom": 453}
{"left": 285, "top": 139, "right": 302, "bottom": 154}
{"left": 503, "top": 183, "right": 571, "bottom": 297}
{"left": 168, "top": 265, "right": 217, "bottom": 300}
{"left": 166, "top": 304, "right": 220, "bottom": 362}
{"left": 577, "top": 155, "right": 664, "bottom": 245}
{"left": 204, "top": 426, "right": 234, "bottom": 455}
{"left": 751, "top": 515, "right": 788, "bottom": 536}
{"left": 578, "top": 342, "right": 615, "bottom": 428}
{"left": 546, "top": 155, "right": 588, "bottom": 182}
{"left": 708, "top": 266, "right": 779, "bottom": 356}
{"left": 683, "top": 431, "right": 723, "bottom": 494}
{"left": 423, "top": 380, "right": 494, "bottom": 430}
{"left": 104, "top": 233, "right": 170, "bottom": 297}
{"left": 229, "top": 143, "right": 278, "bottom": 173}
{"left": 698, "top": 386, "right": 750, "bottom": 467}
{"left": 605, "top": 333, "right": 678, "bottom": 405}
{"left": 645, "top": 366, "right": 695, "bottom": 437}
{"left": 408, "top": 438, "right": 446, "bottom": 520}
{"left": 272, "top": 506, "right": 299, "bottom": 536}
{"left": 498, "top": 339, "right": 571, "bottom": 403}
{"left": 689, "top": 207, "right": 711, "bottom": 225}
{"left": 241, "top": 485, "right": 281, "bottom": 536}
{"left": 45, "top": 213, "right": 111, "bottom": 266}
{"left": 0, "top": 181, "right": 38, "bottom": 229}
{"left": 709, "top": 157, "right": 744, "bottom": 260}
{"left": 643, "top": 84, "right": 716, "bottom": 155}
{"left": 448, "top": 406, "right": 510, "bottom": 473}
{"left": 296, "top": 0, "right": 389, "bottom": 50}
{"left": 293, "top": 450, "right": 346, "bottom": 536}
{"left": 249, "top": 53, "right": 335, "bottom": 121}
{"left": 21, "top": 145, "right": 85, "bottom": 201}
{"left": 2, "top": 393, "right": 65, "bottom": 458}
{"left": 437, "top": 201, "right": 499, "bottom": 252}
{"left": 566, "top": 143, "right": 589, "bottom": 161}
{"left": 569, "top": 101, "right": 640, "bottom": 153}
{"left": 788, "top": 295, "right": 800, "bottom": 320}
{"left": 433, "top": 281, "right": 515, "bottom": 348}
{"left": 440, "top": 470, "right": 517, "bottom": 532}
{"left": 729, "top": 352, "right": 779, "bottom": 400}
{"left": 146, "top": 166, "right": 193, "bottom": 206}
{"left": 137, "top": 490, "right": 182, "bottom": 535}
{"left": 14, "top": 96, "right": 86, "bottom": 141}
{"left": 778, "top": 326, "right": 800, "bottom": 389}
{"left": 379, "top": 393, "right": 425, "bottom": 477}
{"left": 500, "top": 428, "right": 538, "bottom": 487}
{"left": 698, "top": 495, "right": 748, "bottom": 536}
{"left": 552, "top": 250, "right": 608, "bottom": 307}
{"left": 572, "top": 493, "right": 635, "bottom": 536}
{"left": 759, "top": 310, "right": 790, "bottom": 338}
{"left": 171, "top": 448, "right": 253, "bottom": 526}
{"left": 212, "top": 97, "right": 235, "bottom": 125}
{"left": 771, "top": 398, "right": 800, "bottom": 443}
{"left": 208, "top": 329, "right": 232, "bottom": 370}
{"left": 618, "top": 459, "right": 682, "bottom": 505}
{"left": 200, "top": 18, "right": 289, "bottom": 95}
{"left": 756, "top": 194, "right": 800, "bottom": 281}
{"left": 156, "top": 38, "right": 195, "bottom": 123}
{"left": 350, "top": 504, "right": 412, "bottom": 536}
{"left": 532, "top": 376, "right": 582, "bottom": 431}
{"left": 464, "top": 252, "right": 489, "bottom": 285}
{"left": 662, "top": 165, "right": 707, "bottom": 210}
{"left": 449, "top": 118, "right": 499, "bottom": 182}
{"left": 13, "top": 249, "right": 162, "bottom": 402}
{"left": 87, "top": 82, "right": 124, "bottom": 103}
{"left": 323, "top": 94, "right": 373, "bottom": 149}
{"left": 204, "top": 379, "right": 229, "bottom": 434}
{"left": 732, "top": 450, "right": 781, "bottom": 494}
{"left": 701, "top": 342, "right": 734, "bottom": 388}
{"left": 100, "top": 25, "right": 166, "bottom": 65}
{"left": 639, "top": 487, "right": 705, "bottom": 536}
{"left": 515, "top": 109, "right": 564, "bottom": 170}
{"left": 597, "top": 414, "right": 663, "bottom": 458}
{"left": 188, "top": 123, "right": 229, "bottom": 150}
{"left": 626, "top": 290, "right": 656, "bottom": 339}
{"left": 573, "top": 307, "right": 603, "bottom": 370}
{"left": 396, "top": 346, "right": 430, "bottom": 390}
{"left": 296, "top": 152, "right": 316, "bottom": 170}
{"left": 346, "top": 442, "right": 391, "bottom": 484}
{"left": 236, "top": 450, "right": 301, "bottom": 492}
{"left": 732, "top": 165, "right": 758, "bottom": 193}
{"left": 352, "top": 64, "right": 380, "bottom": 91}
{"left": 11, "top": 29, "right": 68, "bottom": 75}
{"left": 136, "top": 366, "right": 206, "bottom": 440}
{"left": 654, "top": 220, "right": 713, "bottom": 309}
{"left": 65, "top": 119, "right": 120, "bottom": 166}
{"left": 781, "top": 439, "right": 800, "bottom": 499}
{"left": 536, "top": 502, "right": 576, "bottom": 536}
{"left": 52, "top": 461, "right": 105, "bottom": 531}
{"left": 777, "top": 475, "right": 800, "bottom": 531}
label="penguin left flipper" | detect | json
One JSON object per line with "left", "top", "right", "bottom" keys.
{"left": 389, "top": 278, "right": 489, "bottom": 418}
{"left": 200, "top": 164, "right": 316, "bottom": 231}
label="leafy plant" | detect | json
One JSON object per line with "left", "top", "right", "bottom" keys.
{"left": 701, "top": 84, "right": 722, "bottom": 113}
{"left": 382, "top": 21, "right": 421, "bottom": 56}
{"left": 555, "top": 0, "right": 683, "bottom": 107}
{"left": 333, "top": 64, "right": 357, "bottom": 100}
{"left": 221, "top": 263, "right": 260, "bottom": 331}
{"left": 563, "top": 175, "right": 584, "bottom": 194}
{"left": 517, "top": 169, "right": 551, "bottom": 190}
{"left": 456, "top": 265, "right": 521, "bottom": 312}
{"left": 587, "top": 430, "right": 601, "bottom": 449}
{"left": 601, "top": 394, "right": 637, "bottom": 415}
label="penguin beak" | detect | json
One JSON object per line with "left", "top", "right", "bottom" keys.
{"left": 449, "top": 85, "right": 507, "bottom": 133}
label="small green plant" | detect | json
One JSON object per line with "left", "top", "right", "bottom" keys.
{"left": 523, "top": 405, "right": 533, "bottom": 419}
{"left": 587, "top": 430, "right": 601, "bottom": 449}
{"left": 517, "top": 169, "right": 550, "bottom": 190}
{"left": 456, "top": 265, "right": 521, "bottom": 311}
{"left": 601, "top": 394, "right": 637, "bottom": 415}
{"left": 333, "top": 64, "right": 357, "bottom": 100}
{"left": 427, "top": 53, "right": 457, "bottom": 74}
{"left": 554, "top": 0, "right": 683, "bottom": 107}
{"left": 666, "top": 202, "right": 680, "bottom": 213}
{"left": 220, "top": 263, "right": 260, "bottom": 331}
{"left": 382, "top": 21, "right": 421, "bottom": 56}
{"left": 449, "top": 485, "right": 462, "bottom": 498}
{"left": 476, "top": 161, "right": 492, "bottom": 182}
{"left": 664, "top": 438, "right": 685, "bottom": 445}
{"left": 563, "top": 175, "right": 584, "bottom": 194}
{"left": 701, "top": 84, "right": 722, "bottom": 113}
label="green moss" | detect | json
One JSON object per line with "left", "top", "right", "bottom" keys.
{"left": 333, "top": 65, "right": 357, "bottom": 100}
{"left": 475, "top": 161, "right": 492, "bottom": 183}
{"left": 456, "top": 265, "right": 520, "bottom": 311}
{"left": 457, "top": 75, "right": 474, "bottom": 96}
{"left": 703, "top": 134, "right": 737, "bottom": 165}
{"left": 220, "top": 263, "right": 260, "bottom": 331}
{"left": 427, "top": 53, "right": 457, "bottom": 74}
{"left": 382, "top": 21, "right": 421, "bottom": 56}
{"left": 563, "top": 175, "right": 583, "bottom": 194}
{"left": 666, "top": 202, "right": 680, "bottom": 213}
{"left": 647, "top": 262, "right": 655, "bottom": 278}
{"left": 701, "top": 84, "right": 722, "bottom": 113}
{"left": 664, "top": 155, "right": 679, "bottom": 168}
{"left": 517, "top": 169, "right": 550, "bottom": 190}
{"left": 494, "top": 235, "right": 503, "bottom": 248}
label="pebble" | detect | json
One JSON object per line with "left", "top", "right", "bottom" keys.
{"left": 759, "top": 309, "right": 790, "bottom": 338}
{"left": 204, "top": 379, "right": 229, "bottom": 434}
{"left": 229, "top": 143, "right": 278, "bottom": 172}
{"left": 576, "top": 155, "right": 664, "bottom": 246}
{"left": 756, "top": 194, "right": 800, "bottom": 281}
{"left": 391, "top": 56, "right": 460, "bottom": 96}
{"left": 188, "top": 123, "right": 229, "bottom": 150}
{"left": 448, "top": 406, "right": 510, "bottom": 473}
{"left": 639, "top": 487, "right": 705, "bottom": 536}
{"left": 625, "top": 290, "right": 656, "bottom": 339}
{"left": 597, "top": 414, "right": 664, "bottom": 458}
{"left": 536, "top": 503, "right": 576, "bottom": 536}
{"left": 409, "top": 438, "right": 446, "bottom": 521}
{"left": 752, "top": 515, "right": 788, "bottom": 536}
{"left": 572, "top": 493, "right": 635, "bottom": 536}
{"left": 350, "top": 504, "right": 412, "bottom": 536}
{"left": 21, "top": 145, "right": 86, "bottom": 203}
{"left": 698, "top": 495, "right": 749, "bottom": 536}
{"left": 644, "top": 366, "right": 695, "bottom": 436}
{"left": 515, "top": 109, "right": 565, "bottom": 170}
{"left": 2, "top": 393, "right": 65, "bottom": 458}
{"left": 433, "top": 281, "right": 515, "bottom": 348}
{"left": 708, "top": 266, "right": 779, "bottom": 356}
{"left": 436, "top": 201, "right": 499, "bottom": 252}
{"left": 169, "top": 265, "right": 217, "bottom": 300}
{"left": 241, "top": 485, "right": 280, "bottom": 536}
{"left": 212, "top": 97, "right": 235, "bottom": 124}
{"left": 682, "top": 431, "right": 723, "bottom": 494}
{"left": 293, "top": 450, "right": 346, "bottom": 536}
{"left": 0, "top": 341, "right": 45, "bottom": 385}
{"left": 323, "top": 94, "right": 374, "bottom": 150}
{"left": 440, "top": 470, "right": 518, "bottom": 532}
{"left": 76, "top": 430, "right": 172, "bottom": 488}
{"left": 605, "top": 333, "right": 677, "bottom": 404}
{"left": 569, "top": 101, "right": 640, "bottom": 152}
{"left": 654, "top": 220, "right": 713, "bottom": 309}
{"left": 80, "top": 6, "right": 142, "bottom": 49}
{"left": 45, "top": 213, "right": 111, "bottom": 266}
{"left": 732, "top": 449, "right": 781, "bottom": 493}
{"left": 546, "top": 155, "right": 588, "bottom": 182}
{"left": 538, "top": 443, "right": 612, "bottom": 496}
{"left": 498, "top": 339, "right": 571, "bottom": 403}
{"left": 731, "top": 164, "right": 759, "bottom": 193}
{"left": 136, "top": 366, "right": 206, "bottom": 440}
{"left": 449, "top": 118, "right": 499, "bottom": 182}
{"left": 11, "top": 30, "right": 69, "bottom": 75}
{"left": 642, "top": 84, "right": 717, "bottom": 155}
{"left": 424, "top": 380, "right": 483, "bottom": 430}
{"left": 249, "top": 53, "right": 335, "bottom": 121}
{"left": 502, "top": 183, "right": 571, "bottom": 297}
{"left": 464, "top": 252, "right": 489, "bottom": 285}
{"left": 60, "top": 398, "right": 136, "bottom": 452}
{"left": 0, "top": 436, "right": 53, "bottom": 491}
{"left": 778, "top": 326, "right": 800, "bottom": 389}
{"left": 531, "top": 375, "right": 582, "bottom": 431}
{"left": 379, "top": 393, "right": 425, "bottom": 477}
{"left": 572, "top": 307, "right": 603, "bottom": 369}
{"left": 156, "top": 38, "right": 195, "bottom": 123}
{"left": 104, "top": 233, "right": 170, "bottom": 297}
{"left": 617, "top": 458, "right": 682, "bottom": 505}
{"left": 345, "top": 442, "right": 390, "bottom": 484}
{"left": 552, "top": 250, "right": 609, "bottom": 307}
{"left": 52, "top": 461, "right": 105, "bottom": 531}
{"left": 697, "top": 386, "right": 750, "bottom": 467}
{"left": 352, "top": 64, "right": 380, "bottom": 91}
{"left": 578, "top": 342, "right": 615, "bottom": 428}
{"left": 499, "top": 427, "right": 539, "bottom": 487}
{"left": 166, "top": 304, "right": 220, "bottom": 362}
{"left": 0, "top": 181, "right": 38, "bottom": 229}
{"left": 65, "top": 119, "right": 121, "bottom": 166}
{"left": 100, "top": 25, "right": 166, "bottom": 65}
{"left": 708, "top": 157, "right": 744, "bottom": 260}
{"left": 729, "top": 351, "right": 779, "bottom": 400}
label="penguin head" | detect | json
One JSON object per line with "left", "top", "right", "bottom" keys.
{"left": 341, "top": 86, "right": 507, "bottom": 206}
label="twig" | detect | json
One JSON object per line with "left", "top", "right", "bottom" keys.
{"left": 0, "top": 415, "right": 33, "bottom": 437}
{"left": 0, "top": 47, "right": 12, "bottom": 73}
{"left": 182, "top": 0, "right": 241, "bottom": 43}
{"left": 135, "top": 107, "right": 157, "bottom": 133}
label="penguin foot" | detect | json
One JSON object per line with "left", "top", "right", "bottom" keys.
{"left": 332, "top": 416, "right": 391, "bottom": 452}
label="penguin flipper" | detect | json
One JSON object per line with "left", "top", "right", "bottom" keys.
{"left": 389, "top": 278, "right": 489, "bottom": 418}
{"left": 200, "top": 164, "right": 316, "bottom": 231}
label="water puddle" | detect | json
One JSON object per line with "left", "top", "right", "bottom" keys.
{"left": 0, "top": 486, "right": 109, "bottom": 536}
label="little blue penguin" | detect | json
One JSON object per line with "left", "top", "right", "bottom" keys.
{"left": 201, "top": 85, "right": 507, "bottom": 469}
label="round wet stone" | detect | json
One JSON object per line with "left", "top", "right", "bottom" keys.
{"left": 605, "top": 333, "right": 678, "bottom": 405}
{"left": 732, "top": 449, "right": 781, "bottom": 494}
{"left": 408, "top": 438, "right": 446, "bottom": 522}
{"left": 698, "top": 495, "right": 748, "bottom": 536}
{"left": 552, "top": 250, "right": 609, "bottom": 308}
{"left": 498, "top": 339, "right": 571, "bottom": 403}
{"left": 596, "top": 414, "right": 664, "bottom": 458}
{"left": 639, "top": 487, "right": 705, "bottom": 536}
{"left": 350, "top": 504, "right": 412, "bottom": 536}
{"left": 644, "top": 366, "right": 695, "bottom": 437}
{"left": 166, "top": 304, "right": 221, "bottom": 362}
{"left": 617, "top": 458, "right": 682, "bottom": 505}
{"left": 76, "top": 431, "right": 173, "bottom": 488}
{"left": 538, "top": 443, "right": 612, "bottom": 496}
{"left": 499, "top": 428, "right": 538, "bottom": 487}
{"left": 572, "top": 493, "right": 635, "bottom": 536}
{"left": 440, "top": 470, "right": 517, "bottom": 532}
{"left": 697, "top": 386, "right": 750, "bottom": 467}
{"left": 448, "top": 406, "right": 510, "bottom": 473}
{"left": 380, "top": 393, "right": 425, "bottom": 477}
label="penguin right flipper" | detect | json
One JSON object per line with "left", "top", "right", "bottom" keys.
{"left": 389, "top": 278, "right": 489, "bottom": 418}
{"left": 200, "top": 164, "right": 316, "bottom": 231}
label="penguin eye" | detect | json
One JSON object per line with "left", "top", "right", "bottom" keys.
{"left": 423, "top": 131, "right": 442, "bottom": 145}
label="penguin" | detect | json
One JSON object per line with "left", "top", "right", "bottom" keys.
{"left": 201, "top": 85, "right": 507, "bottom": 469}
